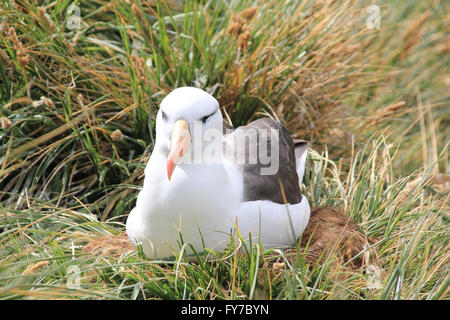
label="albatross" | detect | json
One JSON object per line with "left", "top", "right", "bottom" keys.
{"left": 126, "top": 87, "right": 310, "bottom": 259}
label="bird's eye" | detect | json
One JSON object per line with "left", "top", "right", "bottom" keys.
{"left": 161, "top": 110, "right": 168, "bottom": 121}
{"left": 200, "top": 111, "right": 215, "bottom": 123}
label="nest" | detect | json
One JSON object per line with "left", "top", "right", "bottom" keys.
{"left": 298, "top": 207, "right": 378, "bottom": 270}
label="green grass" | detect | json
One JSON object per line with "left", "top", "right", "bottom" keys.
{"left": 0, "top": 0, "right": 448, "bottom": 299}
{"left": 0, "top": 141, "right": 448, "bottom": 299}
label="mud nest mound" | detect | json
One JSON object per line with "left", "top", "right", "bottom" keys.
{"left": 297, "top": 207, "right": 377, "bottom": 270}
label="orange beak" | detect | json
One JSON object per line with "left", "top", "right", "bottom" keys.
{"left": 167, "top": 119, "right": 191, "bottom": 181}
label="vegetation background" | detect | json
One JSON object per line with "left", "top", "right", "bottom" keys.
{"left": 0, "top": 0, "right": 448, "bottom": 299}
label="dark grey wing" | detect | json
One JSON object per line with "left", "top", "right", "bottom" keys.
{"left": 224, "top": 118, "right": 302, "bottom": 204}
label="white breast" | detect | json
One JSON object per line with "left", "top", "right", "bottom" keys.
{"left": 127, "top": 153, "right": 243, "bottom": 259}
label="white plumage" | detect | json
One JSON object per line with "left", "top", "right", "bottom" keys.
{"left": 126, "top": 87, "right": 310, "bottom": 259}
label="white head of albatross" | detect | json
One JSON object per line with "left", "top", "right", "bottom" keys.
{"left": 126, "top": 87, "right": 310, "bottom": 259}
{"left": 153, "top": 87, "right": 223, "bottom": 180}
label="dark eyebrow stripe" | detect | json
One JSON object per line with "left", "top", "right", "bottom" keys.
{"left": 206, "top": 108, "right": 218, "bottom": 118}
{"left": 200, "top": 108, "right": 218, "bottom": 121}
{"left": 161, "top": 110, "right": 168, "bottom": 120}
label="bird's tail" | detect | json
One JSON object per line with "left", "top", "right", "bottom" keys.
{"left": 293, "top": 140, "right": 310, "bottom": 185}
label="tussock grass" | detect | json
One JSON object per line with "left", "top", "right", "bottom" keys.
{"left": 0, "top": 0, "right": 448, "bottom": 299}
{"left": 0, "top": 139, "right": 447, "bottom": 299}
